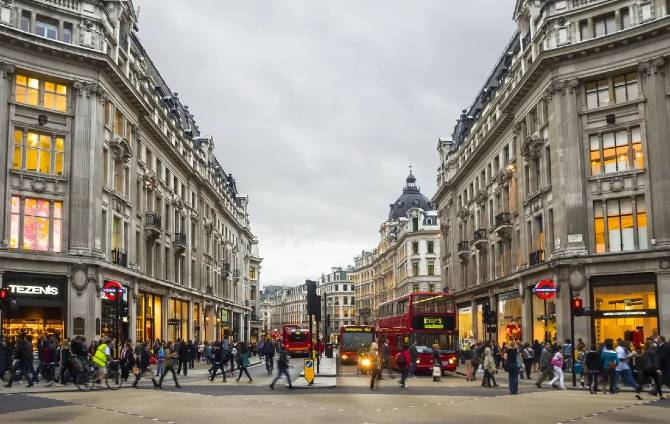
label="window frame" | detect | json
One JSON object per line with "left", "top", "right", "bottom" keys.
{"left": 588, "top": 125, "right": 643, "bottom": 176}
{"left": 9, "top": 196, "right": 63, "bottom": 252}
{"left": 593, "top": 196, "right": 647, "bottom": 253}
{"left": 14, "top": 73, "right": 68, "bottom": 112}
{"left": 12, "top": 127, "right": 66, "bottom": 176}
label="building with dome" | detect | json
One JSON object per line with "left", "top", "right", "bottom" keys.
{"left": 351, "top": 171, "right": 442, "bottom": 324}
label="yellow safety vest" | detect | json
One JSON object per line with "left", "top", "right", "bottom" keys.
{"left": 92, "top": 343, "right": 109, "bottom": 367}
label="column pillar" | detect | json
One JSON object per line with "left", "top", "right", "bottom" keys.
{"left": 0, "top": 62, "right": 15, "bottom": 244}
{"left": 657, "top": 272, "right": 670, "bottom": 336}
{"left": 640, "top": 58, "right": 670, "bottom": 246}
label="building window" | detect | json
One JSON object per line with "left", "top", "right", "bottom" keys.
{"left": 593, "top": 13, "right": 616, "bottom": 38}
{"left": 15, "top": 74, "right": 39, "bottom": 106}
{"left": 35, "top": 16, "right": 58, "bottom": 40}
{"left": 15, "top": 74, "right": 67, "bottom": 111}
{"left": 427, "top": 240, "right": 434, "bottom": 254}
{"left": 44, "top": 81, "right": 67, "bottom": 111}
{"left": 9, "top": 196, "right": 62, "bottom": 252}
{"left": 412, "top": 241, "right": 419, "bottom": 255}
{"left": 428, "top": 261, "right": 435, "bottom": 276}
{"left": 593, "top": 197, "right": 648, "bottom": 253}
{"left": 589, "top": 127, "right": 643, "bottom": 175}
{"left": 614, "top": 72, "right": 638, "bottom": 103}
{"left": 640, "top": 2, "right": 654, "bottom": 21}
{"left": 621, "top": 7, "right": 631, "bottom": 29}
{"left": 13, "top": 129, "right": 64, "bottom": 175}
{"left": 20, "top": 11, "right": 31, "bottom": 32}
{"left": 63, "top": 22, "right": 73, "bottom": 43}
{"left": 585, "top": 79, "right": 609, "bottom": 109}
{"left": 412, "top": 262, "right": 419, "bottom": 276}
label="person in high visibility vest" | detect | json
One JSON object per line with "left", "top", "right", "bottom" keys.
{"left": 92, "top": 337, "right": 112, "bottom": 381}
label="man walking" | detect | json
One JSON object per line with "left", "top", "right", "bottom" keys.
{"left": 269, "top": 347, "right": 293, "bottom": 390}
{"left": 397, "top": 344, "right": 411, "bottom": 389}
{"left": 0, "top": 334, "right": 8, "bottom": 383}
{"left": 4, "top": 335, "right": 33, "bottom": 388}
{"left": 535, "top": 342, "right": 554, "bottom": 388}
{"left": 153, "top": 342, "right": 181, "bottom": 389}
{"left": 409, "top": 341, "right": 418, "bottom": 377}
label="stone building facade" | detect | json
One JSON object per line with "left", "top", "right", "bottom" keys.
{"left": 351, "top": 172, "right": 442, "bottom": 324}
{"left": 0, "top": 0, "right": 260, "bottom": 345}
{"left": 318, "top": 266, "right": 355, "bottom": 342}
{"left": 434, "top": 0, "right": 670, "bottom": 348}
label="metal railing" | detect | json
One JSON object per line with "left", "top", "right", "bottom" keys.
{"left": 44, "top": 0, "right": 80, "bottom": 10}
{"left": 474, "top": 228, "right": 487, "bottom": 241}
{"left": 495, "top": 212, "right": 511, "bottom": 227}
{"left": 173, "top": 232, "right": 187, "bottom": 245}
{"left": 145, "top": 213, "right": 162, "bottom": 229}
{"left": 457, "top": 241, "right": 470, "bottom": 252}
{"left": 111, "top": 249, "right": 127, "bottom": 267}
{"left": 529, "top": 250, "right": 544, "bottom": 266}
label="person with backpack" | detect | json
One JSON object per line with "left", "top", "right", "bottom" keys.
{"left": 269, "top": 346, "right": 293, "bottom": 390}
{"left": 396, "top": 344, "right": 411, "bottom": 388}
{"left": 521, "top": 343, "right": 534, "bottom": 380}
{"left": 600, "top": 339, "right": 618, "bottom": 394}
{"left": 584, "top": 344, "right": 602, "bottom": 394}
{"left": 636, "top": 340, "right": 663, "bottom": 399}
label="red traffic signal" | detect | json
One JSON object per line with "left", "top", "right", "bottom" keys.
{"left": 571, "top": 296, "right": 584, "bottom": 316}
{"left": 0, "top": 287, "right": 7, "bottom": 300}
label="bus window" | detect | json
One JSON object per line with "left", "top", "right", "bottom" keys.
{"left": 412, "top": 294, "right": 454, "bottom": 314}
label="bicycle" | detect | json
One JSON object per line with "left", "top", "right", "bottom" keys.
{"left": 73, "top": 358, "right": 122, "bottom": 391}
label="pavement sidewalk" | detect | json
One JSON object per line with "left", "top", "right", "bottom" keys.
{"left": 456, "top": 364, "right": 639, "bottom": 392}
{"left": 294, "top": 356, "right": 336, "bottom": 389}
{"left": 0, "top": 359, "right": 263, "bottom": 395}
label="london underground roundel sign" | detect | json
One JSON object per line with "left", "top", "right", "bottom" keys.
{"left": 102, "top": 280, "right": 124, "bottom": 301}
{"left": 533, "top": 279, "right": 557, "bottom": 300}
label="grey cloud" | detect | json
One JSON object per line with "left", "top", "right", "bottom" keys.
{"left": 135, "top": 0, "right": 516, "bottom": 283}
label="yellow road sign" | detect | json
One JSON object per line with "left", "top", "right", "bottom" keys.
{"left": 304, "top": 358, "right": 315, "bottom": 384}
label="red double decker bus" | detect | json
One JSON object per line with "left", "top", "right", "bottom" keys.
{"left": 282, "top": 324, "right": 310, "bottom": 356}
{"left": 375, "top": 292, "right": 458, "bottom": 374}
{"left": 338, "top": 325, "right": 374, "bottom": 364}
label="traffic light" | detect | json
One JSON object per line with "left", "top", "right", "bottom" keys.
{"left": 0, "top": 287, "right": 7, "bottom": 311}
{"left": 571, "top": 296, "right": 584, "bottom": 317}
{"left": 482, "top": 303, "right": 496, "bottom": 325}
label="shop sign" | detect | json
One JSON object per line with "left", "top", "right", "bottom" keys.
{"left": 8, "top": 284, "right": 59, "bottom": 296}
{"left": 497, "top": 291, "right": 520, "bottom": 301}
{"left": 533, "top": 279, "right": 557, "bottom": 300}
{"left": 101, "top": 280, "right": 125, "bottom": 301}
{"left": 591, "top": 309, "right": 658, "bottom": 318}
{"left": 168, "top": 319, "right": 181, "bottom": 325}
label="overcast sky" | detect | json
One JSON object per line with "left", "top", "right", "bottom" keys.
{"left": 135, "top": 0, "right": 516, "bottom": 286}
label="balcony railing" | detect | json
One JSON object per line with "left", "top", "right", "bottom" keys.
{"left": 145, "top": 213, "right": 162, "bottom": 228}
{"left": 111, "top": 249, "right": 127, "bottom": 267}
{"left": 44, "top": 0, "right": 80, "bottom": 10}
{"left": 457, "top": 241, "right": 469, "bottom": 252}
{"left": 173, "top": 232, "right": 187, "bottom": 245}
{"left": 473, "top": 229, "right": 487, "bottom": 242}
{"left": 529, "top": 250, "right": 545, "bottom": 266}
{"left": 572, "top": 0, "right": 599, "bottom": 7}
{"left": 495, "top": 212, "right": 511, "bottom": 227}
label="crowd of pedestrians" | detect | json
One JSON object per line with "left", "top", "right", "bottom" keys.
{"left": 457, "top": 334, "right": 670, "bottom": 399}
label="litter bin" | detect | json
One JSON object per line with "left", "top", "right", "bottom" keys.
{"left": 325, "top": 343, "right": 334, "bottom": 358}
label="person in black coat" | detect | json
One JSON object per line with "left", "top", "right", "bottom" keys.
{"left": 187, "top": 340, "right": 196, "bottom": 369}
{"left": 0, "top": 334, "right": 8, "bottom": 382}
{"left": 636, "top": 340, "right": 663, "bottom": 399}
{"left": 583, "top": 344, "right": 602, "bottom": 393}
{"left": 655, "top": 336, "right": 670, "bottom": 394}
{"left": 132, "top": 343, "right": 151, "bottom": 388}
{"left": 4, "top": 335, "right": 33, "bottom": 388}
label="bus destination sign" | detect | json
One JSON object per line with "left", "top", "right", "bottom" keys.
{"left": 423, "top": 317, "right": 444, "bottom": 329}
{"left": 343, "top": 327, "right": 372, "bottom": 333}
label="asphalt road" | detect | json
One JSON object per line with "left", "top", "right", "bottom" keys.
{"left": 0, "top": 358, "right": 667, "bottom": 424}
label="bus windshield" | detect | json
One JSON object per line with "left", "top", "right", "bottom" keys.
{"left": 288, "top": 331, "right": 307, "bottom": 343}
{"left": 414, "top": 333, "right": 456, "bottom": 352}
{"left": 412, "top": 294, "right": 454, "bottom": 314}
{"left": 341, "top": 332, "right": 374, "bottom": 350}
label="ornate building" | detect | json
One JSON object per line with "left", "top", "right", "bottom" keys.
{"left": 318, "top": 266, "right": 355, "bottom": 342}
{"left": 434, "top": 0, "right": 670, "bottom": 347}
{"left": 351, "top": 172, "right": 442, "bottom": 324}
{"left": 0, "top": 0, "right": 260, "bottom": 344}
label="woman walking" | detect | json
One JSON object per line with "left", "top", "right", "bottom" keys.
{"left": 549, "top": 346, "right": 566, "bottom": 389}
{"left": 369, "top": 342, "right": 381, "bottom": 391}
{"left": 635, "top": 340, "right": 663, "bottom": 399}
{"left": 235, "top": 343, "right": 253, "bottom": 383}
{"left": 153, "top": 342, "right": 181, "bottom": 389}
{"left": 482, "top": 347, "right": 498, "bottom": 387}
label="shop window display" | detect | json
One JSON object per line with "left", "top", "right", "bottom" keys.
{"left": 458, "top": 306, "right": 473, "bottom": 343}
{"left": 592, "top": 283, "right": 658, "bottom": 348}
{"left": 497, "top": 295, "right": 522, "bottom": 345}
{"left": 135, "top": 292, "right": 162, "bottom": 342}
{"left": 532, "top": 294, "right": 557, "bottom": 343}
{"left": 168, "top": 298, "right": 189, "bottom": 342}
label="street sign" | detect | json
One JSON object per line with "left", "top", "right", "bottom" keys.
{"left": 102, "top": 280, "right": 125, "bottom": 301}
{"left": 304, "top": 359, "right": 315, "bottom": 384}
{"left": 533, "top": 279, "right": 557, "bottom": 300}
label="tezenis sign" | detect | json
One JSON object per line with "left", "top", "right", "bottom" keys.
{"left": 8, "top": 284, "right": 59, "bottom": 296}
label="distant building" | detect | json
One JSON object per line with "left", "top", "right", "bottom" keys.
{"left": 318, "top": 267, "right": 355, "bottom": 342}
